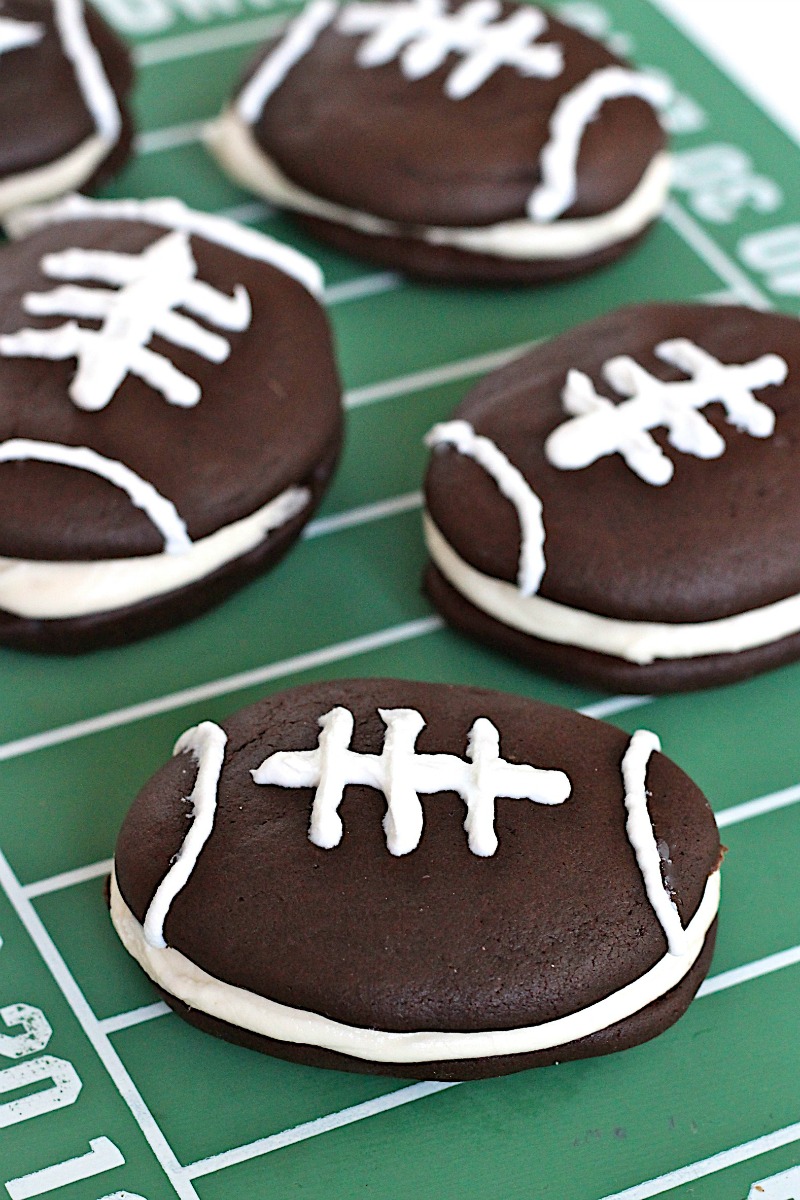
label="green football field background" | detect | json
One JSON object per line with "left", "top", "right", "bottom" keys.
{"left": 2, "top": 1, "right": 800, "bottom": 1196}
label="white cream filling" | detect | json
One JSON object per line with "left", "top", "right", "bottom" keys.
{"left": 425, "top": 514, "right": 800, "bottom": 665}
{"left": 0, "top": 133, "right": 113, "bottom": 218}
{"left": 0, "top": 485, "right": 309, "bottom": 620}
{"left": 204, "top": 108, "right": 671, "bottom": 263}
{"left": 110, "top": 867, "right": 719, "bottom": 1064}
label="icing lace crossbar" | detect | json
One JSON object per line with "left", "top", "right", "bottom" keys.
{"left": 337, "top": 0, "right": 563, "bottom": 99}
{"left": 0, "top": 230, "right": 252, "bottom": 411}
{"left": 252, "top": 705, "right": 571, "bottom": 856}
{"left": 545, "top": 339, "right": 788, "bottom": 485}
{"left": 0, "top": 17, "right": 43, "bottom": 55}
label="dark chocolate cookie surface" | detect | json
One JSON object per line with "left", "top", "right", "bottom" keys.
{"left": 111, "top": 678, "right": 721, "bottom": 1080}
{"left": 424, "top": 303, "right": 800, "bottom": 691}
{"left": 0, "top": 0, "right": 133, "bottom": 212}
{"left": 206, "top": 0, "right": 669, "bottom": 282}
{"left": 0, "top": 195, "right": 342, "bottom": 651}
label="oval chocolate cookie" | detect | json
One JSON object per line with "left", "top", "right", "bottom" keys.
{"left": 424, "top": 302, "right": 799, "bottom": 692}
{"left": 0, "top": 195, "right": 342, "bottom": 652}
{"left": 0, "top": 0, "right": 133, "bottom": 214}
{"left": 110, "top": 678, "right": 721, "bottom": 1080}
{"left": 205, "top": 0, "right": 669, "bottom": 284}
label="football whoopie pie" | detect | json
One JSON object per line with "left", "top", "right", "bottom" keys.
{"left": 110, "top": 678, "right": 721, "bottom": 1081}
{"left": 0, "top": 0, "right": 133, "bottom": 214}
{"left": 423, "top": 302, "right": 799, "bottom": 693}
{"left": 206, "top": 0, "right": 670, "bottom": 284}
{"left": 0, "top": 194, "right": 342, "bottom": 653}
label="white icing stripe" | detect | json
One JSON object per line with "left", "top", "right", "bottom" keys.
{"left": 53, "top": 0, "right": 122, "bottom": 142}
{"left": 337, "top": 0, "right": 563, "bottom": 100}
{"left": 110, "top": 868, "right": 719, "bottom": 1063}
{"left": 252, "top": 705, "right": 570, "bottom": 857}
{"left": 424, "top": 514, "right": 800, "bottom": 665}
{"left": 528, "top": 67, "right": 671, "bottom": 222}
{"left": 1, "top": 231, "right": 253, "bottom": 411}
{"left": 0, "top": 439, "right": 190, "bottom": 554}
{"left": 142, "top": 722, "right": 228, "bottom": 950}
{"left": 204, "top": 111, "right": 671, "bottom": 262}
{"left": 4, "top": 195, "right": 324, "bottom": 299}
{"left": 621, "top": 730, "right": 688, "bottom": 956}
{"left": 0, "top": 17, "right": 43, "bottom": 54}
{"left": 0, "top": 485, "right": 309, "bottom": 620}
{"left": 545, "top": 341, "right": 787, "bottom": 486}
{"left": 425, "top": 420, "right": 546, "bottom": 594}
{"left": 237, "top": 0, "right": 338, "bottom": 123}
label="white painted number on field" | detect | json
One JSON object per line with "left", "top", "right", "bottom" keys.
{"left": 748, "top": 1161, "right": 800, "bottom": 1198}
{"left": 554, "top": 2, "right": 632, "bottom": 56}
{"left": 673, "top": 145, "right": 782, "bottom": 224}
{"left": 0, "top": 1003, "right": 52, "bottom": 1058}
{"left": 641, "top": 66, "right": 706, "bottom": 135}
{"left": 740, "top": 225, "right": 800, "bottom": 296}
{"left": 5, "top": 1138, "right": 124, "bottom": 1200}
{"left": 92, "top": 0, "right": 279, "bottom": 35}
{"left": 0, "top": 1055, "right": 81, "bottom": 1129}
{"left": 0, "top": 1001, "right": 82, "bottom": 1132}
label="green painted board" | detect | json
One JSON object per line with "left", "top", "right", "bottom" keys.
{"left": 2, "top": 2, "right": 800, "bottom": 1197}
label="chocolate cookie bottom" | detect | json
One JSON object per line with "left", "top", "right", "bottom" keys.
{"left": 425, "top": 562, "right": 800, "bottom": 693}
{"left": 297, "top": 214, "right": 654, "bottom": 286}
{"left": 151, "top": 921, "right": 716, "bottom": 1082}
{"left": 0, "top": 433, "right": 341, "bottom": 655}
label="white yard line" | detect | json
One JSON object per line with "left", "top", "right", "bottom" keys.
{"left": 716, "top": 782, "right": 800, "bottom": 828}
{"left": 133, "top": 12, "right": 291, "bottom": 67}
{"left": 597, "top": 1119, "right": 800, "bottom": 1200}
{"left": 0, "top": 617, "right": 443, "bottom": 765}
{"left": 215, "top": 200, "right": 276, "bottom": 225}
{"left": 23, "top": 858, "right": 113, "bottom": 899}
{"left": 698, "top": 943, "right": 800, "bottom": 998}
{"left": 344, "top": 340, "right": 541, "bottom": 409}
{"left": 662, "top": 199, "right": 773, "bottom": 311}
{"left": 578, "top": 695, "right": 654, "bottom": 721}
{"left": 324, "top": 272, "right": 404, "bottom": 305}
{"left": 304, "top": 491, "right": 423, "bottom": 539}
{"left": 101, "top": 1001, "right": 172, "bottom": 1036}
{"left": 0, "top": 846, "right": 196, "bottom": 1200}
{"left": 185, "top": 1082, "right": 457, "bottom": 1179}
{"left": 135, "top": 120, "right": 208, "bottom": 156}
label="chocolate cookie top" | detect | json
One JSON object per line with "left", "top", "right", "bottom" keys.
{"left": 425, "top": 304, "right": 800, "bottom": 627}
{"left": 0, "top": 0, "right": 132, "bottom": 211}
{"left": 0, "top": 195, "right": 340, "bottom": 562}
{"left": 215, "top": 0, "right": 668, "bottom": 228}
{"left": 112, "top": 679, "right": 720, "bottom": 1059}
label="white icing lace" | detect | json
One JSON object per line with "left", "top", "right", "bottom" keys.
{"left": 252, "top": 705, "right": 571, "bottom": 856}
{"left": 338, "top": 0, "right": 563, "bottom": 99}
{"left": 0, "top": 16, "right": 43, "bottom": 55}
{"left": 0, "top": 230, "right": 252, "bottom": 411}
{"left": 545, "top": 339, "right": 788, "bottom": 485}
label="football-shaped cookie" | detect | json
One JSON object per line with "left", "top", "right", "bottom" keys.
{"left": 206, "top": 0, "right": 670, "bottom": 284}
{"left": 423, "top": 303, "right": 799, "bottom": 692}
{"left": 110, "top": 678, "right": 721, "bottom": 1081}
{"left": 0, "top": 194, "right": 342, "bottom": 653}
{"left": 0, "top": 0, "right": 134, "bottom": 213}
